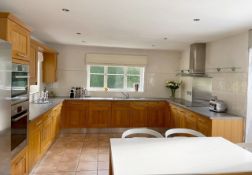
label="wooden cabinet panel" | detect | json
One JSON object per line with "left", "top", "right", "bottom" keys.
{"left": 41, "top": 114, "right": 53, "bottom": 154}
{"left": 43, "top": 52, "right": 57, "bottom": 84}
{"left": 62, "top": 101, "right": 88, "bottom": 128}
{"left": 130, "top": 102, "right": 147, "bottom": 127}
{"left": 184, "top": 112, "right": 197, "bottom": 130}
{"left": 28, "top": 122, "right": 41, "bottom": 172}
{"left": 29, "top": 43, "right": 37, "bottom": 85}
{"left": 28, "top": 103, "right": 62, "bottom": 172}
{"left": 111, "top": 102, "right": 131, "bottom": 127}
{"left": 147, "top": 102, "right": 165, "bottom": 127}
{"left": 0, "top": 13, "right": 31, "bottom": 63}
{"left": 88, "top": 101, "right": 111, "bottom": 128}
{"left": 8, "top": 20, "right": 30, "bottom": 61}
{"left": 11, "top": 147, "right": 28, "bottom": 175}
{"left": 197, "top": 115, "right": 212, "bottom": 136}
{"left": 51, "top": 105, "right": 62, "bottom": 139}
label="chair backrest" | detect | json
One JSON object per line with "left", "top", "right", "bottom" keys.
{"left": 122, "top": 128, "right": 164, "bottom": 138}
{"left": 165, "top": 128, "right": 205, "bottom": 138}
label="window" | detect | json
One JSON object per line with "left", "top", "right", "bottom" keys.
{"left": 87, "top": 65, "right": 144, "bottom": 92}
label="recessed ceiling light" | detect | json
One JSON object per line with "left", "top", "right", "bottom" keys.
{"left": 62, "top": 8, "right": 70, "bottom": 12}
{"left": 76, "top": 32, "right": 81, "bottom": 35}
{"left": 193, "top": 18, "right": 200, "bottom": 22}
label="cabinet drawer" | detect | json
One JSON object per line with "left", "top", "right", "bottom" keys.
{"left": 64, "top": 100, "right": 89, "bottom": 107}
{"left": 89, "top": 101, "right": 111, "bottom": 108}
{"left": 112, "top": 101, "right": 130, "bottom": 108}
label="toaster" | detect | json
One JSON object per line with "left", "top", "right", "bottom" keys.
{"left": 209, "top": 97, "right": 227, "bottom": 113}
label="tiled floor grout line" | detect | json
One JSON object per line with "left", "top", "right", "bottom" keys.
{"left": 74, "top": 135, "right": 86, "bottom": 175}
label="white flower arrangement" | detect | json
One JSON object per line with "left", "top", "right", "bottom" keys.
{"left": 165, "top": 81, "right": 182, "bottom": 90}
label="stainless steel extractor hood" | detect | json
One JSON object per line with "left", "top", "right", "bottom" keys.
{"left": 189, "top": 43, "right": 206, "bottom": 75}
{"left": 180, "top": 43, "right": 208, "bottom": 77}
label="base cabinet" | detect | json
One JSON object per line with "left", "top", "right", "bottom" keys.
{"left": 169, "top": 104, "right": 244, "bottom": 143}
{"left": 11, "top": 147, "right": 28, "bottom": 175}
{"left": 111, "top": 102, "right": 131, "bottom": 127}
{"left": 147, "top": 102, "right": 166, "bottom": 127}
{"left": 28, "top": 103, "right": 62, "bottom": 172}
{"left": 62, "top": 101, "right": 88, "bottom": 128}
{"left": 88, "top": 101, "right": 111, "bottom": 128}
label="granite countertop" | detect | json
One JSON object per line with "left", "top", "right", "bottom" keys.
{"left": 29, "top": 98, "right": 64, "bottom": 121}
{"left": 29, "top": 97, "right": 242, "bottom": 121}
{"left": 63, "top": 96, "right": 169, "bottom": 101}
{"left": 166, "top": 98, "right": 242, "bottom": 119}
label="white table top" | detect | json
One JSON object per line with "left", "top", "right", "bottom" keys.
{"left": 110, "top": 137, "right": 252, "bottom": 175}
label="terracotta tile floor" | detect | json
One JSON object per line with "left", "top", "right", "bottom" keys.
{"left": 31, "top": 133, "right": 121, "bottom": 175}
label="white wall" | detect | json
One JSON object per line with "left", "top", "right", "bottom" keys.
{"left": 180, "top": 32, "right": 249, "bottom": 116}
{"left": 246, "top": 30, "right": 252, "bottom": 142}
{"left": 47, "top": 44, "right": 181, "bottom": 98}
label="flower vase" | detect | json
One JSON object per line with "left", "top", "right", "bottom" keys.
{"left": 170, "top": 89, "right": 176, "bottom": 98}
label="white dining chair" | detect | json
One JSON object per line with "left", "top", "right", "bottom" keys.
{"left": 122, "top": 128, "right": 164, "bottom": 138}
{"left": 165, "top": 128, "right": 205, "bottom": 138}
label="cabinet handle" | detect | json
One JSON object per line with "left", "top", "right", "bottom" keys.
{"left": 17, "top": 52, "right": 27, "bottom": 58}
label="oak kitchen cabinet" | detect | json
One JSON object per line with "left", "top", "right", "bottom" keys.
{"left": 130, "top": 102, "right": 148, "bottom": 127}
{"left": 28, "top": 103, "right": 62, "bottom": 172}
{"left": 169, "top": 103, "right": 244, "bottom": 143}
{"left": 62, "top": 101, "right": 88, "bottom": 128}
{"left": 147, "top": 102, "right": 166, "bottom": 127}
{"left": 43, "top": 52, "right": 58, "bottom": 84}
{"left": 29, "top": 41, "right": 38, "bottom": 85}
{"left": 28, "top": 115, "right": 43, "bottom": 172}
{"left": 111, "top": 101, "right": 131, "bottom": 127}
{"left": 0, "top": 13, "right": 31, "bottom": 63}
{"left": 11, "top": 147, "right": 28, "bottom": 175}
{"left": 87, "top": 101, "right": 111, "bottom": 128}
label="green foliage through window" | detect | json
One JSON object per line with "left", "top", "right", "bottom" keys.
{"left": 88, "top": 65, "right": 144, "bottom": 91}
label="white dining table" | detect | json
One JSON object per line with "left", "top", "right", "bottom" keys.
{"left": 109, "top": 137, "right": 252, "bottom": 175}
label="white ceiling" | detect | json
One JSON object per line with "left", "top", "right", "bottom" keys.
{"left": 1, "top": 0, "right": 252, "bottom": 50}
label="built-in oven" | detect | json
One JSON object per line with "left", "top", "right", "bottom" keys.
{"left": 11, "top": 100, "right": 28, "bottom": 151}
{"left": 11, "top": 64, "right": 29, "bottom": 104}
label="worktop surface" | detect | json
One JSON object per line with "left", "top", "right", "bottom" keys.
{"left": 29, "top": 98, "right": 64, "bottom": 121}
{"left": 29, "top": 97, "right": 242, "bottom": 121}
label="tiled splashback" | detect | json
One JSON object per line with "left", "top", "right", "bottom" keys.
{"left": 46, "top": 44, "right": 182, "bottom": 98}
{"left": 180, "top": 31, "right": 249, "bottom": 116}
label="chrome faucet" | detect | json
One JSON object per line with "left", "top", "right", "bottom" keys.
{"left": 121, "top": 92, "right": 130, "bottom": 99}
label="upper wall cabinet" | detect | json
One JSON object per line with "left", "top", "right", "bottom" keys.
{"left": 29, "top": 41, "right": 38, "bottom": 85}
{"left": 0, "top": 12, "right": 31, "bottom": 63}
{"left": 43, "top": 52, "right": 58, "bottom": 84}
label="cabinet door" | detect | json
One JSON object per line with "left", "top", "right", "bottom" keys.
{"left": 55, "top": 105, "right": 62, "bottom": 137}
{"left": 8, "top": 20, "right": 30, "bottom": 61}
{"left": 11, "top": 147, "right": 28, "bottom": 175}
{"left": 177, "top": 109, "right": 185, "bottom": 128}
{"left": 111, "top": 102, "right": 131, "bottom": 127}
{"left": 184, "top": 112, "right": 197, "bottom": 130}
{"left": 29, "top": 43, "right": 37, "bottom": 85}
{"left": 43, "top": 52, "right": 57, "bottom": 84}
{"left": 28, "top": 121, "right": 42, "bottom": 171}
{"left": 197, "top": 115, "right": 212, "bottom": 136}
{"left": 130, "top": 102, "right": 147, "bottom": 127}
{"left": 170, "top": 105, "right": 177, "bottom": 128}
{"left": 88, "top": 101, "right": 111, "bottom": 128}
{"left": 63, "top": 102, "right": 88, "bottom": 128}
{"left": 147, "top": 102, "right": 166, "bottom": 127}
{"left": 41, "top": 114, "right": 53, "bottom": 154}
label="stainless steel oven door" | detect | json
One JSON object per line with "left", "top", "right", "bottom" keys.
{"left": 11, "top": 64, "right": 29, "bottom": 98}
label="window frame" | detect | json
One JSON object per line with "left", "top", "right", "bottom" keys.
{"left": 87, "top": 64, "right": 145, "bottom": 92}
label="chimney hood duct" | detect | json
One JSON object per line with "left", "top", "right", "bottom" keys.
{"left": 189, "top": 43, "right": 206, "bottom": 75}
